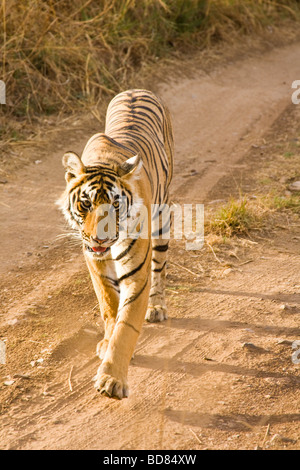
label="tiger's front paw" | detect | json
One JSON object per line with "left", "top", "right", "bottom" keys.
{"left": 94, "top": 366, "right": 129, "bottom": 400}
{"left": 145, "top": 305, "right": 168, "bottom": 323}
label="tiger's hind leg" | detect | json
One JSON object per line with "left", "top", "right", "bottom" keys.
{"left": 145, "top": 240, "right": 168, "bottom": 322}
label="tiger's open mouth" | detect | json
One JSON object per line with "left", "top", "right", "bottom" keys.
{"left": 85, "top": 245, "right": 110, "bottom": 255}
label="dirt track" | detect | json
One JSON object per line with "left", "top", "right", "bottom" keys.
{"left": 0, "top": 42, "right": 300, "bottom": 450}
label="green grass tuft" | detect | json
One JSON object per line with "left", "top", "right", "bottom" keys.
{"left": 208, "top": 196, "right": 262, "bottom": 237}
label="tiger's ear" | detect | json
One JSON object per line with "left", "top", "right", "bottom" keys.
{"left": 62, "top": 151, "right": 85, "bottom": 182}
{"left": 117, "top": 154, "right": 142, "bottom": 179}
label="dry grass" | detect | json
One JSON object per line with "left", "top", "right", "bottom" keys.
{"left": 1, "top": 0, "right": 300, "bottom": 157}
{"left": 206, "top": 100, "right": 300, "bottom": 241}
{"left": 1, "top": 0, "right": 300, "bottom": 117}
{"left": 206, "top": 191, "right": 300, "bottom": 241}
{"left": 207, "top": 195, "right": 265, "bottom": 238}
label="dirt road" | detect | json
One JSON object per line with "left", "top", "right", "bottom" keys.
{"left": 0, "top": 41, "right": 300, "bottom": 450}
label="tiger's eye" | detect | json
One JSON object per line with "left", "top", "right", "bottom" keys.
{"left": 80, "top": 199, "right": 92, "bottom": 211}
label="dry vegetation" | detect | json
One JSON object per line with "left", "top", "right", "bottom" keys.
{"left": 206, "top": 103, "right": 300, "bottom": 248}
{"left": 206, "top": 191, "right": 300, "bottom": 240}
{"left": 1, "top": 0, "right": 300, "bottom": 157}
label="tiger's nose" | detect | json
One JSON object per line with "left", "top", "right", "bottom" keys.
{"left": 91, "top": 236, "right": 108, "bottom": 245}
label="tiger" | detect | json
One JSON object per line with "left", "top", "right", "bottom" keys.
{"left": 58, "top": 89, "right": 174, "bottom": 399}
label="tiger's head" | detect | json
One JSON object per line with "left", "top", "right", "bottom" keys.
{"left": 58, "top": 150, "right": 143, "bottom": 259}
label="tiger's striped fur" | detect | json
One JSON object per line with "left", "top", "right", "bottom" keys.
{"left": 58, "top": 89, "right": 174, "bottom": 399}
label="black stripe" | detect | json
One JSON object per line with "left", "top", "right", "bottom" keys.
{"left": 151, "top": 217, "right": 171, "bottom": 238}
{"left": 100, "top": 274, "right": 119, "bottom": 288}
{"left": 115, "top": 237, "right": 138, "bottom": 261}
{"left": 122, "top": 276, "right": 149, "bottom": 308}
{"left": 117, "top": 320, "right": 140, "bottom": 334}
{"left": 149, "top": 289, "right": 163, "bottom": 298}
{"left": 87, "top": 173, "right": 117, "bottom": 183}
{"left": 153, "top": 244, "right": 169, "bottom": 252}
{"left": 101, "top": 134, "right": 135, "bottom": 153}
{"left": 118, "top": 242, "right": 150, "bottom": 283}
{"left": 152, "top": 261, "right": 166, "bottom": 273}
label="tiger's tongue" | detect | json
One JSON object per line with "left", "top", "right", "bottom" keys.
{"left": 92, "top": 246, "right": 107, "bottom": 253}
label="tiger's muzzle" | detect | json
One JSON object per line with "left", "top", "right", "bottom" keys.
{"left": 85, "top": 234, "right": 119, "bottom": 256}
